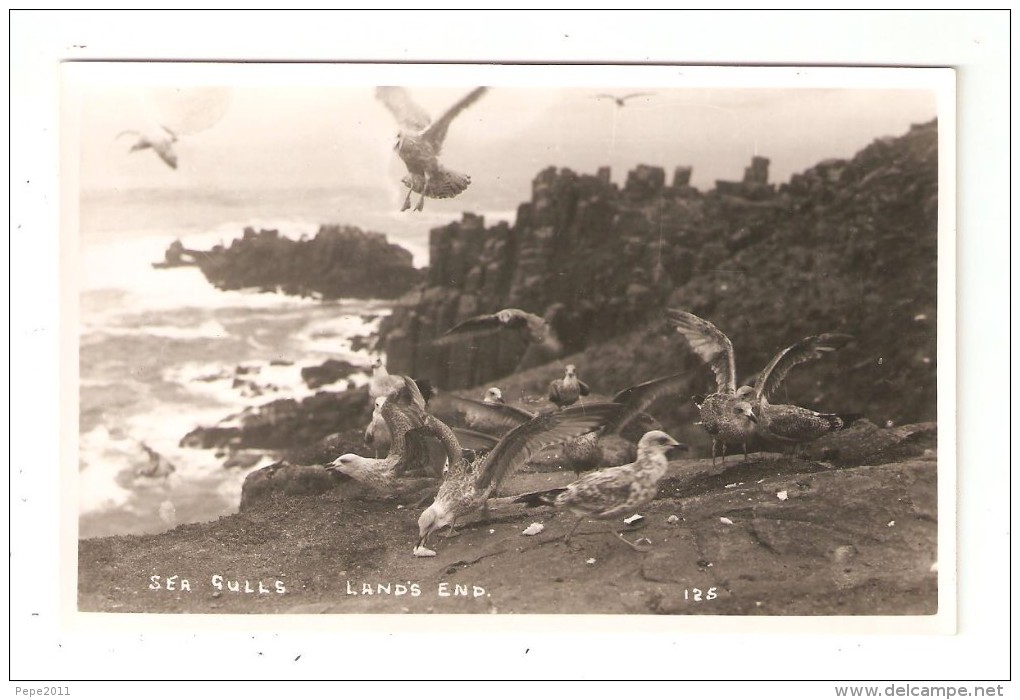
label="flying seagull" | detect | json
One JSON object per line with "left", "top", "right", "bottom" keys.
{"left": 433, "top": 307, "right": 565, "bottom": 371}
{"left": 415, "top": 402, "right": 623, "bottom": 552}
{"left": 375, "top": 86, "right": 488, "bottom": 212}
{"left": 594, "top": 92, "right": 656, "bottom": 108}
{"left": 515, "top": 430, "right": 687, "bottom": 551}
{"left": 116, "top": 125, "right": 179, "bottom": 169}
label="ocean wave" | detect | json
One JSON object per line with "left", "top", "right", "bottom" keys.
{"left": 88, "top": 318, "right": 230, "bottom": 341}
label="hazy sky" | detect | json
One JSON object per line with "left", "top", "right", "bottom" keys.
{"left": 69, "top": 65, "right": 940, "bottom": 221}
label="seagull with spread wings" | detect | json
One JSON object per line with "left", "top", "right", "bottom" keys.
{"left": 116, "top": 125, "right": 179, "bottom": 169}
{"left": 664, "top": 309, "right": 759, "bottom": 464}
{"left": 749, "top": 333, "right": 856, "bottom": 449}
{"left": 561, "top": 371, "right": 686, "bottom": 476}
{"left": 415, "top": 402, "right": 623, "bottom": 552}
{"left": 433, "top": 307, "right": 565, "bottom": 371}
{"left": 328, "top": 378, "right": 453, "bottom": 496}
{"left": 594, "top": 92, "right": 656, "bottom": 108}
{"left": 375, "top": 86, "right": 488, "bottom": 211}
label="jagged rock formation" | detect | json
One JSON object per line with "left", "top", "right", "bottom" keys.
{"left": 171, "top": 224, "right": 423, "bottom": 300}
{"left": 381, "top": 120, "right": 938, "bottom": 431}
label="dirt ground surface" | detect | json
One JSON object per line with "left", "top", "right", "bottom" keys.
{"left": 78, "top": 425, "right": 938, "bottom": 616}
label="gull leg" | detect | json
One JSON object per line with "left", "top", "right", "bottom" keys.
{"left": 401, "top": 186, "right": 412, "bottom": 211}
{"left": 611, "top": 526, "right": 652, "bottom": 552}
{"left": 444, "top": 519, "right": 460, "bottom": 539}
{"left": 711, "top": 440, "right": 717, "bottom": 467}
{"left": 563, "top": 515, "right": 585, "bottom": 545}
{"left": 743, "top": 442, "right": 749, "bottom": 463}
{"left": 415, "top": 172, "right": 428, "bottom": 211}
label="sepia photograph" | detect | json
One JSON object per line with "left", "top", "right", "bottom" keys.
{"left": 10, "top": 8, "right": 1012, "bottom": 689}
{"left": 67, "top": 63, "right": 951, "bottom": 618}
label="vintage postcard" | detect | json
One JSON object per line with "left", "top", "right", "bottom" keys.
{"left": 61, "top": 61, "right": 955, "bottom": 632}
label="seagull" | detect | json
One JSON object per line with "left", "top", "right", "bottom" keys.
{"left": 116, "top": 125, "right": 179, "bottom": 169}
{"left": 548, "top": 364, "right": 590, "bottom": 409}
{"left": 515, "top": 430, "right": 687, "bottom": 551}
{"left": 328, "top": 378, "right": 454, "bottom": 495}
{"left": 368, "top": 359, "right": 432, "bottom": 408}
{"left": 664, "top": 309, "right": 759, "bottom": 463}
{"left": 375, "top": 86, "right": 488, "bottom": 211}
{"left": 594, "top": 92, "right": 655, "bottom": 108}
{"left": 416, "top": 402, "right": 623, "bottom": 551}
{"left": 136, "top": 442, "right": 176, "bottom": 479}
{"left": 433, "top": 307, "right": 565, "bottom": 365}
{"left": 363, "top": 396, "right": 391, "bottom": 457}
{"left": 483, "top": 387, "right": 505, "bottom": 405}
{"left": 749, "top": 333, "right": 856, "bottom": 450}
{"left": 561, "top": 372, "right": 686, "bottom": 476}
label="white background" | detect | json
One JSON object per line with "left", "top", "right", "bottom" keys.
{"left": 7, "top": 9, "right": 1012, "bottom": 691}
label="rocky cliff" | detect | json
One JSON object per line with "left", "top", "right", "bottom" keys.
{"left": 381, "top": 120, "right": 938, "bottom": 427}
{"left": 175, "top": 224, "right": 423, "bottom": 300}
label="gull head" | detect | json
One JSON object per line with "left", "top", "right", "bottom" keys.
{"left": 416, "top": 502, "right": 451, "bottom": 549}
{"left": 484, "top": 387, "right": 504, "bottom": 404}
{"left": 733, "top": 401, "right": 758, "bottom": 424}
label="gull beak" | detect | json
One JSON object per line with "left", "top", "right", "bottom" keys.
{"left": 666, "top": 441, "right": 689, "bottom": 458}
{"left": 748, "top": 412, "right": 758, "bottom": 424}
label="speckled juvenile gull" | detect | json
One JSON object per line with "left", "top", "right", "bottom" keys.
{"left": 516, "top": 431, "right": 687, "bottom": 551}
{"left": 415, "top": 402, "right": 623, "bottom": 551}
{"left": 664, "top": 309, "right": 758, "bottom": 463}
{"left": 375, "top": 86, "right": 488, "bottom": 211}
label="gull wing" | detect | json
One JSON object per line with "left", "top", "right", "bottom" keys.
{"left": 430, "top": 393, "right": 536, "bottom": 436}
{"left": 422, "top": 86, "right": 488, "bottom": 152}
{"left": 755, "top": 333, "right": 853, "bottom": 402}
{"left": 475, "top": 402, "right": 623, "bottom": 492}
{"left": 375, "top": 86, "right": 432, "bottom": 132}
{"left": 664, "top": 309, "right": 737, "bottom": 394}
{"left": 432, "top": 308, "right": 538, "bottom": 347}
{"left": 606, "top": 371, "right": 689, "bottom": 435}
{"left": 452, "top": 427, "right": 500, "bottom": 454}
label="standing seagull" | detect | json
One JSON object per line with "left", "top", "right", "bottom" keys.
{"left": 516, "top": 431, "right": 687, "bottom": 551}
{"left": 375, "top": 86, "right": 488, "bottom": 211}
{"left": 416, "top": 402, "right": 623, "bottom": 552}
{"left": 594, "top": 92, "right": 655, "bottom": 108}
{"left": 482, "top": 387, "right": 505, "bottom": 405}
{"left": 117, "top": 125, "right": 179, "bottom": 169}
{"left": 750, "top": 333, "right": 855, "bottom": 450}
{"left": 665, "top": 310, "right": 758, "bottom": 463}
{"left": 548, "top": 365, "right": 590, "bottom": 409}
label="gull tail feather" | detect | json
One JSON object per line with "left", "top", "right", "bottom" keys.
{"left": 513, "top": 488, "right": 567, "bottom": 507}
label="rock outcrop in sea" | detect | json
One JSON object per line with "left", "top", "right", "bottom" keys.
{"left": 164, "top": 224, "right": 423, "bottom": 300}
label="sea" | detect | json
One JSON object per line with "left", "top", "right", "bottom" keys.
{"left": 77, "top": 187, "right": 507, "bottom": 540}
